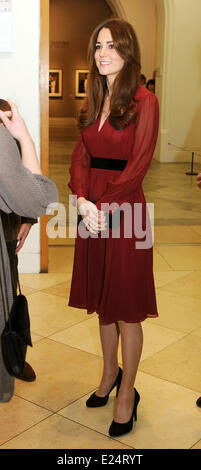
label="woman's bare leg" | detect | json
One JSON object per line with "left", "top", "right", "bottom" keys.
{"left": 114, "top": 321, "right": 143, "bottom": 422}
{"left": 96, "top": 321, "right": 120, "bottom": 397}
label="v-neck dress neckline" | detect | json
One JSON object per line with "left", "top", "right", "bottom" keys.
{"left": 97, "top": 114, "right": 109, "bottom": 133}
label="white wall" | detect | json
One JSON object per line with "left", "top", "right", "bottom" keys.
{"left": 0, "top": 0, "right": 41, "bottom": 272}
{"left": 113, "top": 0, "right": 157, "bottom": 81}
{"left": 155, "top": 0, "right": 201, "bottom": 163}
{"left": 116, "top": 0, "right": 201, "bottom": 164}
{"left": 169, "top": 0, "right": 201, "bottom": 163}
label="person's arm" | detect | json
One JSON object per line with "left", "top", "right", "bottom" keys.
{"left": 0, "top": 100, "right": 42, "bottom": 174}
{"left": 96, "top": 92, "right": 159, "bottom": 210}
{"left": 18, "top": 134, "right": 42, "bottom": 174}
{"left": 21, "top": 217, "right": 37, "bottom": 225}
{"left": 0, "top": 103, "right": 58, "bottom": 218}
{"left": 68, "top": 133, "right": 91, "bottom": 200}
{"left": 68, "top": 133, "right": 106, "bottom": 232}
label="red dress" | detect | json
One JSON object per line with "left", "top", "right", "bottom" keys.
{"left": 68, "top": 86, "right": 159, "bottom": 324}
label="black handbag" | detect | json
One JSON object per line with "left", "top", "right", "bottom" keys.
{"left": 0, "top": 221, "right": 32, "bottom": 377}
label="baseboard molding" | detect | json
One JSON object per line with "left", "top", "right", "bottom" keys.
{"left": 154, "top": 150, "right": 201, "bottom": 164}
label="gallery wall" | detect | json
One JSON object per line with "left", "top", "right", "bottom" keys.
{"left": 155, "top": 0, "right": 201, "bottom": 163}
{"left": 49, "top": 0, "right": 113, "bottom": 118}
{"left": 117, "top": 0, "right": 157, "bottom": 84}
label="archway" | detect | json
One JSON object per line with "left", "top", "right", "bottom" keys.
{"left": 106, "top": 0, "right": 126, "bottom": 19}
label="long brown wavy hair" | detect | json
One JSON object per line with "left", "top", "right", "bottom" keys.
{"left": 79, "top": 18, "right": 141, "bottom": 131}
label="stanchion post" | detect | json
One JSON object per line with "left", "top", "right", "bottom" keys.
{"left": 186, "top": 152, "right": 198, "bottom": 175}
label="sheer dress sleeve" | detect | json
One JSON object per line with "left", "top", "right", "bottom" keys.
{"left": 0, "top": 125, "right": 58, "bottom": 218}
{"left": 96, "top": 92, "right": 159, "bottom": 210}
{"left": 68, "top": 132, "right": 91, "bottom": 200}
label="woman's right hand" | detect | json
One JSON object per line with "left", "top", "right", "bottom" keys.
{"left": 77, "top": 197, "right": 106, "bottom": 234}
{"left": 0, "top": 100, "right": 31, "bottom": 143}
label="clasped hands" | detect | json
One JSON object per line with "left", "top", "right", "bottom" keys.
{"left": 77, "top": 197, "right": 107, "bottom": 234}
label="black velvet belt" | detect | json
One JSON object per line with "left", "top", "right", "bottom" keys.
{"left": 91, "top": 157, "right": 127, "bottom": 171}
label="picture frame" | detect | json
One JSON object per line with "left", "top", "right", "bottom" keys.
{"left": 75, "top": 69, "right": 89, "bottom": 97}
{"left": 49, "top": 69, "right": 62, "bottom": 98}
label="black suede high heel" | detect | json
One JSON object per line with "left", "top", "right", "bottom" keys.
{"left": 109, "top": 388, "right": 140, "bottom": 437}
{"left": 86, "top": 367, "right": 122, "bottom": 408}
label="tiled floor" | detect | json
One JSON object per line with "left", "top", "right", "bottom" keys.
{"left": 1, "top": 136, "right": 201, "bottom": 450}
{"left": 0, "top": 243, "right": 201, "bottom": 450}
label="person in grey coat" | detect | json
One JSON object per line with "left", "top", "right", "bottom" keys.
{"left": 0, "top": 100, "right": 58, "bottom": 402}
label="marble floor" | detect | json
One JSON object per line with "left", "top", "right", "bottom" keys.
{"left": 1, "top": 137, "right": 201, "bottom": 450}
{"left": 0, "top": 244, "right": 201, "bottom": 450}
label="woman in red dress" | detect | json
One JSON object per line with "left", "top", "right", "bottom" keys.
{"left": 68, "top": 18, "right": 159, "bottom": 437}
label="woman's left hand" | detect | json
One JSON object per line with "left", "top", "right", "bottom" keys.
{"left": 78, "top": 198, "right": 106, "bottom": 233}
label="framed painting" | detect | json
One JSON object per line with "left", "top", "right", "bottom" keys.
{"left": 75, "top": 69, "right": 89, "bottom": 97}
{"left": 49, "top": 69, "right": 62, "bottom": 98}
